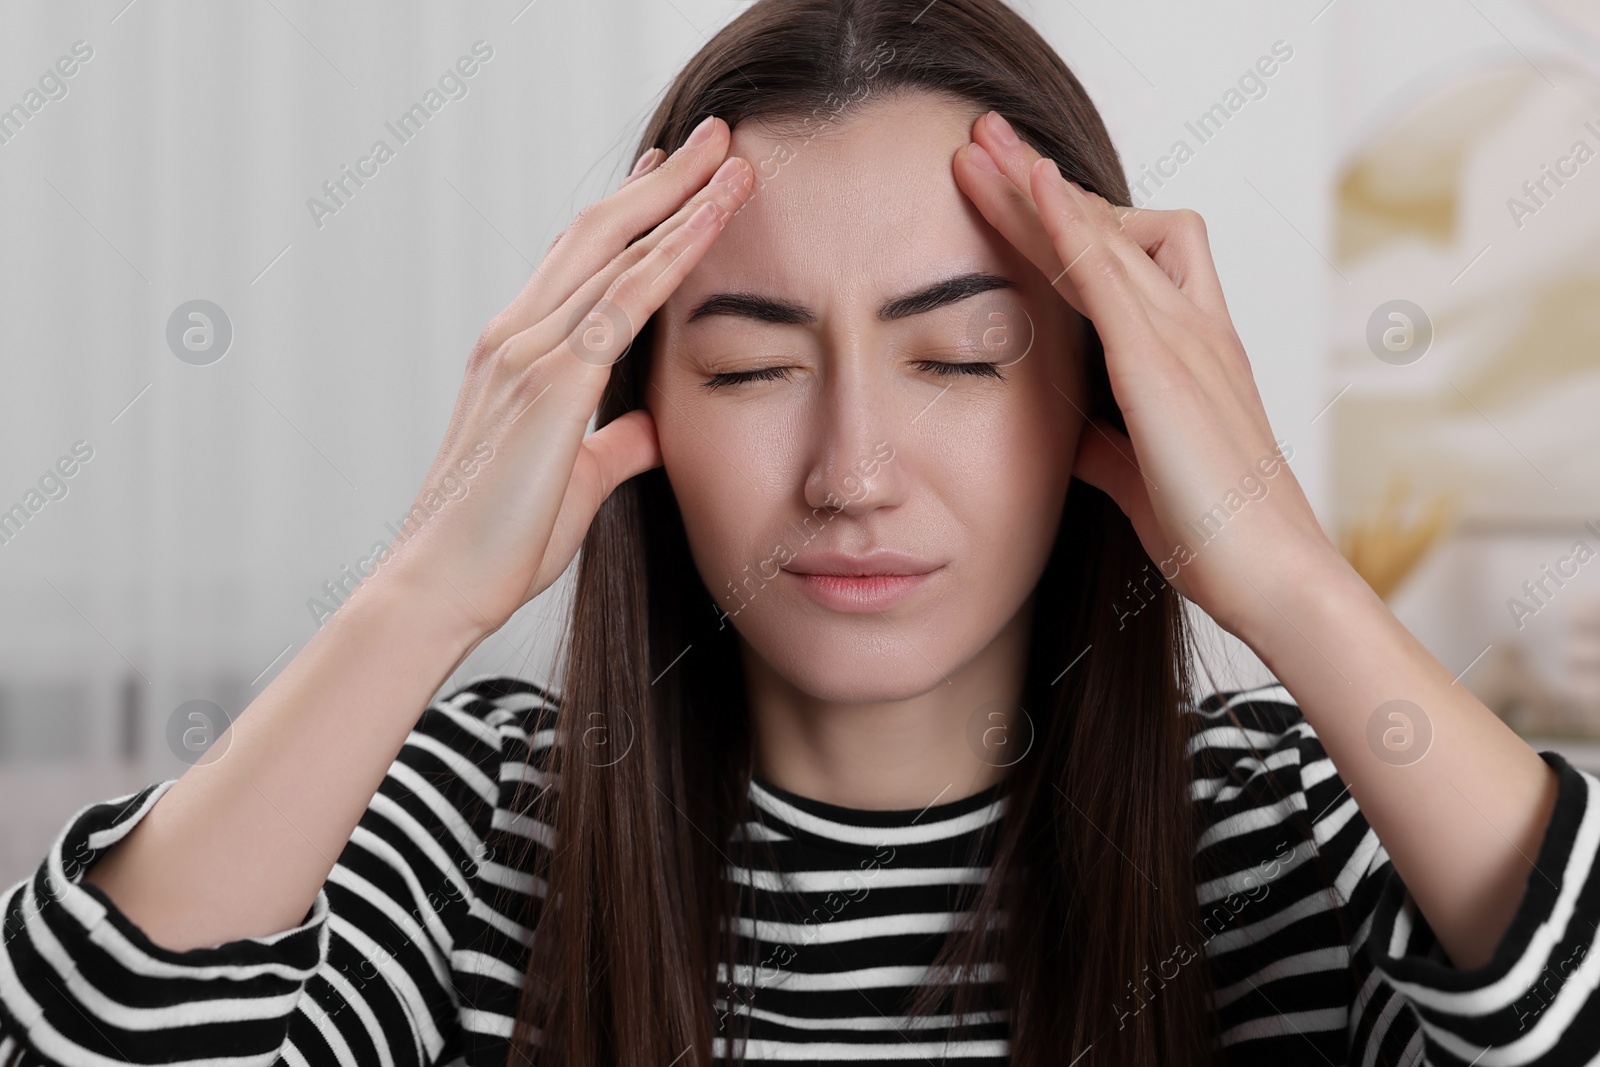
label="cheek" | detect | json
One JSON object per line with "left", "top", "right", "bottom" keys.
{"left": 652, "top": 398, "right": 791, "bottom": 583}
{"left": 947, "top": 375, "right": 1075, "bottom": 476}
{"left": 660, "top": 462, "right": 747, "bottom": 600}
{"left": 921, "top": 390, "right": 1077, "bottom": 548}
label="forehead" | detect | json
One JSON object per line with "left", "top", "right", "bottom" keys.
{"left": 668, "top": 92, "right": 1010, "bottom": 310}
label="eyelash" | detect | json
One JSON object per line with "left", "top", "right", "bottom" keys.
{"left": 701, "top": 360, "right": 1005, "bottom": 391}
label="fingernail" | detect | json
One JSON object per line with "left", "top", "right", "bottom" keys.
{"left": 709, "top": 157, "right": 743, "bottom": 186}
{"left": 966, "top": 143, "right": 1000, "bottom": 174}
{"left": 686, "top": 115, "right": 718, "bottom": 148}
{"left": 987, "top": 111, "right": 1020, "bottom": 146}
{"left": 629, "top": 147, "right": 662, "bottom": 178}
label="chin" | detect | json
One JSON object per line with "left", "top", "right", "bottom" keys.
{"left": 743, "top": 618, "right": 972, "bottom": 705}
{"left": 768, "top": 660, "right": 952, "bottom": 706}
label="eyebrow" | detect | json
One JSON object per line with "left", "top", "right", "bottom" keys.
{"left": 683, "top": 270, "right": 1017, "bottom": 326}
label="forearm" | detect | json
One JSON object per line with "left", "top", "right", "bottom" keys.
{"left": 1242, "top": 550, "right": 1560, "bottom": 971}
{"left": 81, "top": 566, "right": 488, "bottom": 952}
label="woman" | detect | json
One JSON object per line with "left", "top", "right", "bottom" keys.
{"left": 2, "top": 0, "right": 1596, "bottom": 1064}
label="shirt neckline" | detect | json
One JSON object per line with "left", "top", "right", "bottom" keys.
{"left": 747, "top": 771, "right": 1010, "bottom": 829}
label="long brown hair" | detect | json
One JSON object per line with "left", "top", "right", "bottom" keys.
{"left": 500, "top": 0, "right": 1225, "bottom": 1063}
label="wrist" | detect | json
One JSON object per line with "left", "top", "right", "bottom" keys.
{"left": 343, "top": 556, "right": 496, "bottom": 660}
{"left": 1237, "top": 543, "right": 1382, "bottom": 672}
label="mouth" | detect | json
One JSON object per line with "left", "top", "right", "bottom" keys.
{"left": 780, "top": 549, "right": 944, "bottom": 612}
{"left": 782, "top": 565, "right": 942, "bottom": 612}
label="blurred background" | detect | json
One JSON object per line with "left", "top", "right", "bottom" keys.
{"left": 1, "top": 0, "right": 1597, "bottom": 888}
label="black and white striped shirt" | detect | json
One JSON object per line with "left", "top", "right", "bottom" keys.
{"left": 3, "top": 674, "right": 1598, "bottom": 1065}
{"left": 720, "top": 770, "right": 1008, "bottom": 1062}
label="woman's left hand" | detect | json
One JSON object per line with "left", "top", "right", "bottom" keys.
{"left": 954, "top": 113, "right": 1570, "bottom": 976}
{"left": 952, "top": 109, "right": 1347, "bottom": 642}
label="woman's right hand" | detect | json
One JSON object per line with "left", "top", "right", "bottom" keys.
{"left": 66, "top": 117, "right": 753, "bottom": 960}
{"left": 381, "top": 116, "right": 754, "bottom": 638}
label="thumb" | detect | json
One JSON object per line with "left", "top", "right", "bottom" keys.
{"left": 1072, "top": 420, "right": 1172, "bottom": 586}
{"left": 582, "top": 407, "right": 663, "bottom": 496}
{"left": 1072, "top": 418, "right": 1143, "bottom": 509}
{"left": 1071, "top": 419, "right": 1163, "bottom": 550}
{"left": 528, "top": 408, "right": 662, "bottom": 597}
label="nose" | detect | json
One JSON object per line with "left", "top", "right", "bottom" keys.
{"left": 801, "top": 341, "right": 905, "bottom": 517}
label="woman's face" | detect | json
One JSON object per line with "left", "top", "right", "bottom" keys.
{"left": 648, "top": 90, "right": 1087, "bottom": 705}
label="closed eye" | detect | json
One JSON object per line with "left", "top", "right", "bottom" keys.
{"left": 919, "top": 360, "right": 1005, "bottom": 381}
{"left": 701, "top": 360, "right": 1005, "bottom": 392}
{"left": 702, "top": 366, "right": 788, "bottom": 391}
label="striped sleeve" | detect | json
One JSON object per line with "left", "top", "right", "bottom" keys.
{"left": 0, "top": 675, "right": 540, "bottom": 1067}
{"left": 1197, "top": 683, "right": 1600, "bottom": 1066}
{"left": 1354, "top": 748, "right": 1600, "bottom": 1064}
{"left": 0, "top": 777, "right": 330, "bottom": 1066}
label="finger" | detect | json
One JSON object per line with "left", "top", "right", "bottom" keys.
{"left": 954, "top": 140, "right": 1187, "bottom": 333}
{"left": 966, "top": 112, "right": 1180, "bottom": 308}
{"left": 502, "top": 154, "right": 755, "bottom": 375}
{"left": 618, "top": 147, "right": 665, "bottom": 190}
{"left": 477, "top": 115, "right": 734, "bottom": 356}
{"left": 540, "top": 119, "right": 729, "bottom": 296}
{"left": 1071, "top": 192, "right": 1232, "bottom": 321}
{"left": 952, "top": 141, "right": 1084, "bottom": 316}
{"left": 507, "top": 154, "right": 755, "bottom": 422}
{"left": 1026, "top": 155, "right": 1164, "bottom": 361}
{"left": 956, "top": 141, "right": 1201, "bottom": 394}
{"left": 1072, "top": 187, "right": 1258, "bottom": 390}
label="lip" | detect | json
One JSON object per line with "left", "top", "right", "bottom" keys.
{"left": 783, "top": 550, "right": 941, "bottom": 576}
{"left": 782, "top": 550, "right": 943, "bottom": 613}
{"left": 788, "top": 571, "right": 938, "bottom": 612}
